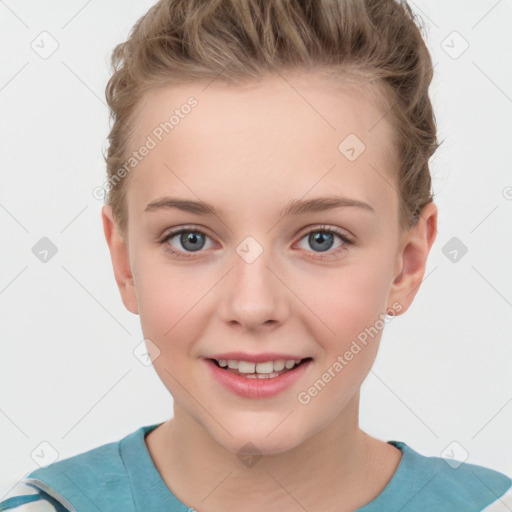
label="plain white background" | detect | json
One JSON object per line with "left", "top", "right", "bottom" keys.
{"left": 1, "top": 0, "right": 511, "bottom": 499}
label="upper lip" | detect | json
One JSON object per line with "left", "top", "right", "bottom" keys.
{"left": 206, "top": 352, "right": 311, "bottom": 364}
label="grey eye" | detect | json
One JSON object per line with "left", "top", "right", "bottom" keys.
{"left": 308, "top": 232, "right": 334, "bottom": 252}
{"left": 165, "top": 230, "right": 213, "bottom": 253}
{"left": 296, "top": 230, "right": 346, "bottom": 253}
{"left": 179, "top": 232, "right": 206, "bottom": 252}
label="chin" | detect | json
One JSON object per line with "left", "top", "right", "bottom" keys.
{"left": 208, "top": 421, "right": 307, "bottom": 458}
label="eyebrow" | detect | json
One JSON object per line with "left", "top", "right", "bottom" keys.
{"left": 144, "top": 195, "right": 375, "bottom": 217}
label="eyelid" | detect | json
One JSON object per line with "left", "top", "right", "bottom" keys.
{"left": 157, "top": 225, "right": 216, "bottom": 259}
{"left": 159, "top": 224, "right": 353, "bottom": 244}
{"left": 158, "top": 224, "right": 213, "bottom": 242}
{"left": 295, "top": 223, "right": 354, "bottom": 242}
{"left": 158, "top": 223, "right": 354, "bottom": 258}
{"left": 293, "top": 224, "right": 353, "bottom": 261}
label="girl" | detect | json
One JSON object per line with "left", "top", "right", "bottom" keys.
{"left": 2, "top": 1, "right": 510, "bottom": 511}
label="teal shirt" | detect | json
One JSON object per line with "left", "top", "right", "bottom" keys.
{"left": 1, "top": 423, "right": 511, "bottom": 511}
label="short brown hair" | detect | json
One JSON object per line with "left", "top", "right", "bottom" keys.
{"left": 104, "top": 0, "right": 441, "bottom": 237}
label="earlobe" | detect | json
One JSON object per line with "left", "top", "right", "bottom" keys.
{"left": 101, "top": 205, "right": 139, "bottom": 315}
{"left": 386, "top": 201, "right": 438, "bottom": 315}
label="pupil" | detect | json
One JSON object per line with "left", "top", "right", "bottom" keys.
{"left": 310, "top": 232, "right": 333, "bottom": 252}
{"left": 181, "top": 232, "right": 205, "bottom": 252}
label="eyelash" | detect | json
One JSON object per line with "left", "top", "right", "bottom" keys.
{"left": 157, "top": 225, "right": 353, "bottom": 260}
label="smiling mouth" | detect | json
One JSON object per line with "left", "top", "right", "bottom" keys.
{"left": 209, "top": 357, "right": 313, "bottom": 379}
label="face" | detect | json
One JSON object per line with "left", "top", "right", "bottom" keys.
{"left": 103, "top": 72, "right": 436, "bottom": 455}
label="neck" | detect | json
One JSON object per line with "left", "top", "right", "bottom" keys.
{"left": 145, "top": 393, "right": 399, "bottom": 512}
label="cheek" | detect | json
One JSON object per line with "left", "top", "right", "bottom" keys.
{"left": 297, "top": 256, "right": 393, "bottom": 348}
{"left": 134, "top": 262, "right": 208, "bottom": 360}
{"left": 295, "top": 261, "right": 392, "bottom": 415}
{"left": 136, "top": 270, "right": 207, "bottom": 401}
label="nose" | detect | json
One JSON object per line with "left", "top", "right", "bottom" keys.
{"left": 217, "top": 242, "right": 288, "bottom": 332}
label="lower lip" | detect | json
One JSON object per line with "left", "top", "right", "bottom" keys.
{"left": 204, "top": 359, "right": 312, "bottom": 399}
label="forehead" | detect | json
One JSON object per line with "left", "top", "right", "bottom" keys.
{"left": 126, "top": 73, "right": 399, "bottom": 220}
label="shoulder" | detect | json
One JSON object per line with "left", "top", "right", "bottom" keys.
{"left": 0, "top": 482, "right": 66, "bottom": 511}
{"left": 481, "top": 487, "right": 512, "bottom": 511}
{"left": 1, "top": 433, "right": 130, "bottom": 512}
{"left": 7, "top": 425, "right": 159, "bottom": 512}
{"left": 20, "top": 436, "right": 128, "bottom": 511}
{"left": 393, "top": 441, "right": 512, "bottom": 511}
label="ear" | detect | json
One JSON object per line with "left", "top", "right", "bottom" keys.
{"left": 386, "top": 201, "right": 438, "bottom": 316}
{"left": 101, "top": 205, "right": 139, "bottom": 315}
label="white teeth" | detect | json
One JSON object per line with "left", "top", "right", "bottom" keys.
{"left": 217, "top": 358, "right": 305, "bottom": 375}
{"left": 255, "top": 361, "right": 274, "bottom": 373}
{"left": 273, "top": 359, "right": 285, "bottom": 371}
{"left": 246, "top": 372, "right": 280, "bottom": 379}
{"left": 238, "top": 361, "right": 256, "bottom": 373}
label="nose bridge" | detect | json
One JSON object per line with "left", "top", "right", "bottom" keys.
{"left": 219, "top": 234, "right": 286, "bottom": 329}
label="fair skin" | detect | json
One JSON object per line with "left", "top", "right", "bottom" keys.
{"left": 102, "top": 72, "right": 437, "bottom": 512}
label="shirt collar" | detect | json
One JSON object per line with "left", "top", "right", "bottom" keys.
{"left": 120, "top": 422, "right": 191, "bottom": 511}
{"left": 119, "top": 424, "right": 413, "bottom": 512}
